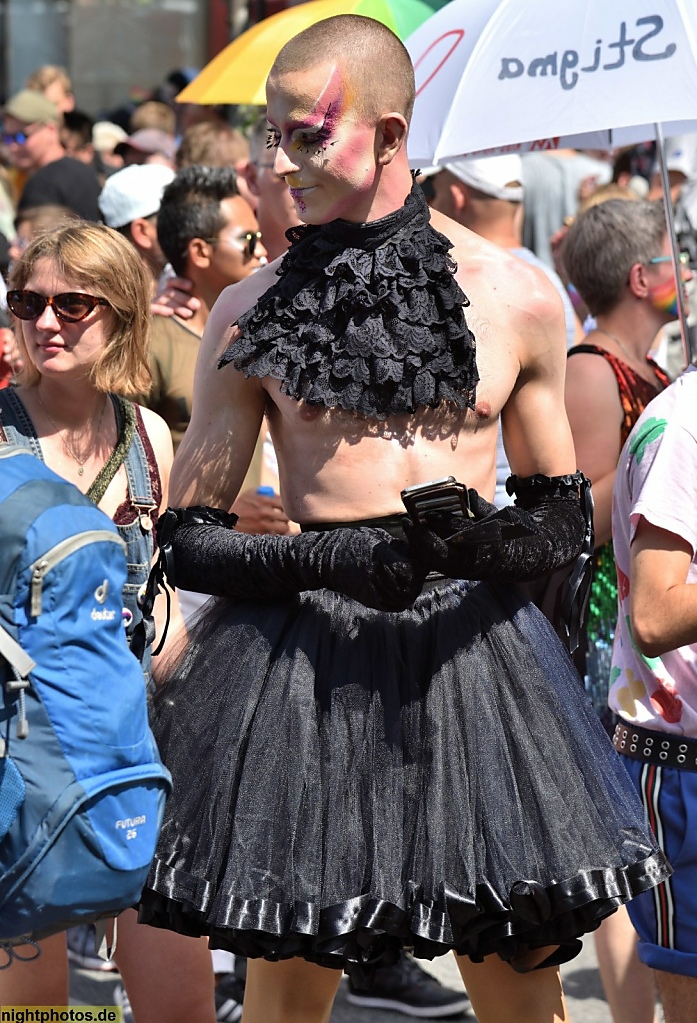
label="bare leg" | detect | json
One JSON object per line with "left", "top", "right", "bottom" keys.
{"left": 113, "top": 911, "right": 216, "bottom": 1023}
{"left": 594, "top": 908, "right": 658, "bottom": 1023}
{"left": 455, "top": 951, "right": 568, "bottom": 1023}
{"left": 242, "top": 957, "right": 342, "bottom": 1023}
{"left": 654, "top": 970, "right": 697, "bottom": 1023}
{"left": 0, "top": 932, "right": 69, "bottom": 1004}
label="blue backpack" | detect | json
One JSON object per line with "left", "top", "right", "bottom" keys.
{"left": 0, "top": 446, "right": 171, "bottom": 950}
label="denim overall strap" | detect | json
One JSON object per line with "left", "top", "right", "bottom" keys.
{"left": 116, "top": 397, "right": 156, "bottom": 516}
{"left": 0, "top": 389, "right": 44, "bottom": 458}
{"left": 112, "top": 400, "right": 156, "bottom": 691}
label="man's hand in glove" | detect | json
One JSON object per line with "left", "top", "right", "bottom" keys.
{"left": 157, "top": 507, "right": 426, "bottom": 613}
{"left": 404, "top": 474, "right": 588, "bottom": 583}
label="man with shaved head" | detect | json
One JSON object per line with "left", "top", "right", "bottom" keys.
{"left": 270, "top": 11, "right": 416, "bottom": 124}
{"left": 140, "top": 16, "right": 670, "bottom": 1023}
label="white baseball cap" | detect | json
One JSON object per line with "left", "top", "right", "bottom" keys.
{"left": 92, "top": 121, "right": 128, "bottom": 154}
{"left": 442, "top": 155, "right": 524, "bottom": 202}
{"left": 98, "top": 164, "right": 175, "bottom": 228}
{"left": 662, "top": 133, "right": 697, "bottom": 180}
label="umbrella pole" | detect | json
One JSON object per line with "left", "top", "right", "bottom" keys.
{"left": 654, "top": 122, "right": 694, "bottom": 367}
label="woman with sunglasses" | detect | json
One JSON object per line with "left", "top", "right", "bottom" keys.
{"left": 0, "top": 222, "right": 216, "bottom": 1022}
{"left": 561, "top": 199, "right": 690, "bottom": 1023}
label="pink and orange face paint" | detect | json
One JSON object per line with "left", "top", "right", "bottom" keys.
{"left": 266, "top": 63, "right": 379, "bottom": 222}
{"left": 267, "top": 66, "right": 347, "bottom": 158}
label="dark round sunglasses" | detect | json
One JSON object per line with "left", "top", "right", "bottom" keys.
{"left": 1, "top": 130, "right": 29, "bottom": 146}
{"left": 7, "top": 290, "right": 109, "bottom": 323}
{"left": 204, "top": 230, "right": 263, "bottom": 258}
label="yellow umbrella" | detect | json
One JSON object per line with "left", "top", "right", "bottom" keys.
{"left": 178, "top": 0, "right": 450, "bottom": 106}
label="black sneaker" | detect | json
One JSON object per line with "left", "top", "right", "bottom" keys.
{"left": 215, "top": 972, "right": 245, "bottom": 1022}
{"left": 346, "top": 954, "right": 471, "bottom": 1018}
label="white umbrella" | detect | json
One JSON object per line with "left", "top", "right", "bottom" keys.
{"left": 406, "top": 0, "right": 697, "bottom": 359}
{"left": 406, "top": 0, "right": 697, "bottom": 165}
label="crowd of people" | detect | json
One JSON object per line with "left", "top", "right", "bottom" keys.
{"left": 0, "top": 18, "right": 697, "bottom": 1023}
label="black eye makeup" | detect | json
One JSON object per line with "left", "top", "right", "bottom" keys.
{"left": 267, "top": 102, "right": 340, "bottom": 158}
{"left": 297, "top": 126, "right": 334, "bottom": 155}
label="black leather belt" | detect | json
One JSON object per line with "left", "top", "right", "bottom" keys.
{"left": 613, "top": 718, "right": 697, "bottom": 773}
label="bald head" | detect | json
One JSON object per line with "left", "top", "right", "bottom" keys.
{"left": 270, "top": 15, "right": 415, "bottom": 124}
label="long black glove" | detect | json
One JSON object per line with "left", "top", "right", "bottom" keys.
{"left": 405, "top": 472, "right": 593, "bottom": 583}
{"left": 156, "top": 506, "right": 426, "bottom": 613}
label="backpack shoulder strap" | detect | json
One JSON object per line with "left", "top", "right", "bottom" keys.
{"left": 0, "top": 622, "right": 35, "bottom": 679}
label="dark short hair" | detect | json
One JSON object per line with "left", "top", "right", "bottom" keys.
{"left": 62, "top": 109, "right": 94, "bottom": 147}
{"left": 562, "top": 199, "right": 667, "bottom": 315}
{"left": 156, "top": 165, "right": 240, "bottom": 276}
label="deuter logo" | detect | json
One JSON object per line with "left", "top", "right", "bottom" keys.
{"left": 91, "top": 607, "right": 116, "bottom": 621}
{"left": 116, "top": 815, "right": 146, "bottom": 840}
{"left": 92, "top": 579, "right": 115, "bottom": 620}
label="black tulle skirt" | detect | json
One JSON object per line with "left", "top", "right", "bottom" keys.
{"left": 139, "top": 576, "right": 670, "bottom": 970}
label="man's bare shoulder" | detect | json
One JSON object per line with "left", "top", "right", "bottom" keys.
{"left": 205, "top": 257, "right": 283, "bottom": 347}
{"left": 429, "top": 208, "right": 562, "bottom": 323}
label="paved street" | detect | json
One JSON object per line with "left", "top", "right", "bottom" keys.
{"left": 70, "top": 932, "right": 663, "bottom": 1021}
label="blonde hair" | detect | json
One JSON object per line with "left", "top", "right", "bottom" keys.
{"left": 176, "top": 121, "right": 249, "bottom": 169}
{"left": 9, "top": 223, "right": 152, "bottom": 397}
{"left": 25, "top": 64, "right": 72, "bottom": 95}
{"left": 578, "top": 182, "right": 640, "bottom": 214}
{"left": 130, "top": 101, "right": 176, "bottom": 135}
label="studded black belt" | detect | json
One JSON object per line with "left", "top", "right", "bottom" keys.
{"left": 613, "top": 718, "right": 697, "bottom": 773}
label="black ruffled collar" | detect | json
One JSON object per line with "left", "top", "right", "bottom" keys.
{"left": 219, "top": 182, "right": 478, "bottom": 420}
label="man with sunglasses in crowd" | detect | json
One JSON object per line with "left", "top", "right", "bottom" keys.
{"left": 2, "top": 89, "right": 101, "bottom": 221}
{"left": 145, "top": 164, "right": 267, "bottom": 453}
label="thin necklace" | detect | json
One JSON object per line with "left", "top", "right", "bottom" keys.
{"left": 36, "top": 389, "right": 108, "bottom": 476}
{"left": 594, "top": 327, "right": 644, "bottom": 366}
